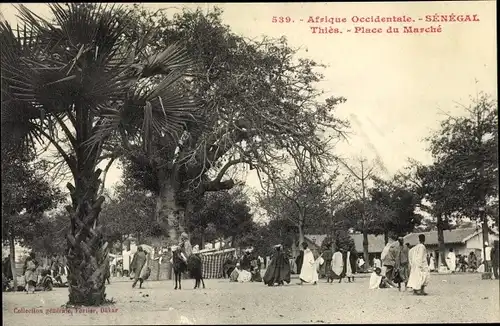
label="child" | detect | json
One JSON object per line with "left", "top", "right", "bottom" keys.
{"left": 369, "top": 267, "right": 391, "bottom": 289}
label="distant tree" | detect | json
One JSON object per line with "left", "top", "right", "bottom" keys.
{"left": 1, "top": 147, "right": 63, "bottom": 290}
{"left": 426, "top": 93, "right": 498, "bottom": 241}
{"left": 401, "top": 94, "right": 498, "bottom": 266}
{"left": 337, "top": 157, "right": 381, "bottom": 267}
{"left": 30, "top": 212, "right": 69, "bottom": 256}
{"left": 370, "top": 176, "right": 423, "bottom": 242}
{"left": 334, "top": 198, "right": 391, "bottom": 267}
{"left": 188, "top": 187, "right": 255, "bottom": 248}
{"left": 99, "top": 184, "right": 157, "bottom": 246}
{"left": 259, "top": 168, "right": 333, "bottom": 246}
{"left": 400, "top": 161, "right": 462, "bottom": 265}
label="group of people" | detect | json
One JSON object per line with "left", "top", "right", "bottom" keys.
{"left": 368, "top": 234, "right": 429, "bottom": 295}
{"left": 2, "top": 252, "right": 68, "bottom": 293}
{"left": 228, "top": 248, "right": 265, "bottom": 283}
{"left": 254, "top": 241, "right": 360, "bottom": 287}
{"left": 445, "top": 242, "right": 499, "bottom": 277}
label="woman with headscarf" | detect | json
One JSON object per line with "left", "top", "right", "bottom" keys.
{"left": 131, "top": 246, "right": 150, "bottom": 289}
{"left": 24, "top": 256, "right": 38, "bottom": 294}
{"left": 321, "top": 244, "right": 334, "bottom": 281}
{"left": 263, "top": 245, "right": 291, "bottom": 286}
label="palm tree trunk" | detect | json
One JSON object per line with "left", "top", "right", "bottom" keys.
{"left": 66, "top": 168, "right": 108, "bottom": 306}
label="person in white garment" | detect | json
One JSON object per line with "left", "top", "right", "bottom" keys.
{"left": 357, "top": 256, "right": 365, "bottom": 271}
{"left": 344, "top": 250, "right": 355, "bottom": 283}
{"left": 369, "top": 267, "right": 391, "bottom": 289}
{"left": 407, "top": 234, "right": 430, "bottom": 296}
{"left": 122, "top": 250, "right": 131, "bottom": 277}
{"left": 446, "top": 248, "right": 456, "bottom": 273}
{"left": 331, "top": 248, "right": 344, "bottom": 283}
{"left": 428, "top": 253, "right": 436, "bottom": 272}
{"left": 483, "top": 242, "right": 492, "bottom": 273}
{"left": 298, "top": 242, "right": 318, "bottom": 285}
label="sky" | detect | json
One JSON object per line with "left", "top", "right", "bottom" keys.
{"left": 0, "top": 2, "right": 497, "bottom": 194}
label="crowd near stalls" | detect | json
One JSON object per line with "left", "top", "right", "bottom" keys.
{"left": 3, "top": 233, "right": 497, "bottom": 293}
{"left": 2, "top": 252, "right": 69, "bottom": 292}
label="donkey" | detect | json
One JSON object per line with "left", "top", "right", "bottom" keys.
{"left": 172, "top": 248, "right": 187, "bottom": 290}
{"left": 187, "top": 254, "right": 205, "bottom": 289}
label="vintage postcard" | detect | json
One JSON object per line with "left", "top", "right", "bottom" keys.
{"left": 1, "top": 1, "right": 498, "bottom": 325}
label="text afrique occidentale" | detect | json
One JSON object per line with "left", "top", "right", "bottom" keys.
{"left": 304, "top": 14, "right": 480, "bottom": 34}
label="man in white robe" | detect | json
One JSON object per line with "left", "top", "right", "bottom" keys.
{"left": 445, "top": 248, "right": 456, "bottom": 273}
{"left": 407, "top": 234, "right": 430, "bottom": 296}
{"left": 331, "top": 249, "right": 344, "bottom": 283}
{"left": 298, "top": 242, "right": 318, "bottom": 285}
{"left": 122, "top": 250, "right": 130, "bottom": 277}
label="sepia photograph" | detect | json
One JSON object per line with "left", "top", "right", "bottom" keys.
{"left": 1, "top": 1, "right": 498, "bottom": 325}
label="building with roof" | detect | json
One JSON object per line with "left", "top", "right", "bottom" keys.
{"left": 303, "top": 227, "right": 499, "bottom": 264}
{"left": 403, "top": 227, "right": 499, "bottom": 261}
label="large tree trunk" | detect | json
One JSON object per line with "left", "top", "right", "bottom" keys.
{"left": 298, "top": 222, "right": 304, "bottom": 246}
{"left": 384, "top": 231, "right": 389, "bottom": 245}
{"left": 9, "top": 234, "right": 17, "bottom": 291}
{"left": 437, "top": 215, "right": 446, "bottom": 267}
{"left": 65, "top": 168, "right": 108, "bottom": 306}
{"left": 155, "top": 177, "right": 184, "bottom": 246}
{"left": 362, "top": 230, "right": 369, "bottom": 271}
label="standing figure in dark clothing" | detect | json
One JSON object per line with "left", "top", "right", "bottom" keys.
{"left": 263, "top": 245, "right": 291, "bottom": 286}
{"left": 2, "top": 255, "right": 13, "bottom": 291}
{"left": 492, "top": 240, "right": 499, "bottom": 280}
{"left": 131, "top": 247, "right": 149, "bottom": 289}
{"left": 295, "top": 249, "right": 304, "bottom": 275}
{"left": 240, "top": 250, "right": 252, "bottom": 271}
{"left": 321, "top": 244, "right": 334, "bottom": 282}
{"left": 2, "top": 255, "right": 13, "bottom": 282}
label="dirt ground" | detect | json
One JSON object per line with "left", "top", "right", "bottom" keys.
{"left": 2, "top": 273, "right": 499, "bottom": 325}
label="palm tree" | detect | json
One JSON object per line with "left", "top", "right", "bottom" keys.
{"left": 1, "top": 3, "right": 199, "bottom": 305}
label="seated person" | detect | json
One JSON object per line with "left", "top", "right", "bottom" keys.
{"left": 250, "top": 260, "right": 262, "bottom": 282}
{"left": 2, "top": 273, "right": 12, "bottom": 292}
{"left": 369, "top": 267, "right": 392, "bottom": 289}
{"left": 223, "top": 258, "right": 236, "bottom": 278}
{"left": 230, "top": 263, "right": 241, "bottom": 282}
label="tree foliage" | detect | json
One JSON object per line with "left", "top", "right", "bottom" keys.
{"left": 99, "top": 184, "right": 158, "bottom": 244}
{"left": 117, "top": 7, "right": 349, "bottom": 239}
{"left": 369, "top": 176, "right": 423, "bottom": 237}
{"left": 188, "top": 187, "right": 255, "bottom": 247}
{"left": 1, "top": 146, "right": 64, "bottom": 246}
{"left": 259, "top": 167, "right": 334, "bottom": 244}
{"left": 426, "top": 93, "right": 498, "bottom": 223}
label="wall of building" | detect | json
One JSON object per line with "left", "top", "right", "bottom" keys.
{"left": 465, "top": 232, "right": 499, "bottom": 251}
